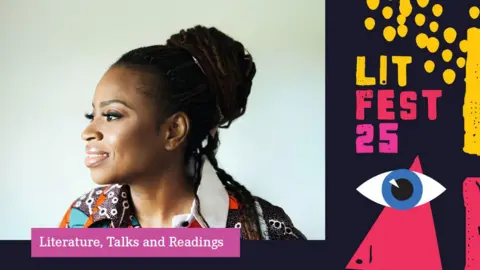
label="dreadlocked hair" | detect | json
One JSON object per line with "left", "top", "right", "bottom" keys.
{"left": 112, "top": 25, "right": 261, "bottom": 240}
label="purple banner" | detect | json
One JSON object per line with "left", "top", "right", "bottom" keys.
{"left": 31, "top": 228, "right": 240, "bottom": 257}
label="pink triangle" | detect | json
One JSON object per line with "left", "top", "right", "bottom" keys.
{"left": 346, "top": 156, "right": 442, "bottom": 269}
{"left": 409, "top": 156, "right": 422, "bottom": 173}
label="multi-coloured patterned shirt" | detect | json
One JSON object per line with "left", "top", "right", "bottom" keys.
{"left": 59, "top": 162, "right": 306, "bottom": 240}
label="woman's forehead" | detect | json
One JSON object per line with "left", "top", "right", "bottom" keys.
{"left": 93, "top": 67, "right": 153, "bottom": 107}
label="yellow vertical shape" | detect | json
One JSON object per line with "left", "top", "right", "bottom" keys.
{"left": 464, "top": 28, "right": 480, "bottom": 155}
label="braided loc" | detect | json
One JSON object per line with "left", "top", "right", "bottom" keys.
{"left": 167, "top": 26, "right": 261, "bottom": 240}
{"left": 200, "top": 132, "right": 262, "bottom": 240}
{"left": 112, "top": 25, "right": 261, "bottom": 239}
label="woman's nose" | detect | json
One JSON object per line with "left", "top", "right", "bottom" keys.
{"left": 81, "top": 123, "right": 103, "bottom": 141}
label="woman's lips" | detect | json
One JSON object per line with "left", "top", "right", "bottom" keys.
{"left": 85, "top": 152, "right": 110, "bottom": 168}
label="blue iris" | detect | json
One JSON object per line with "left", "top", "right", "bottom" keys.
{"left": 381, "top": 169, "right": 423, "bottom": 210}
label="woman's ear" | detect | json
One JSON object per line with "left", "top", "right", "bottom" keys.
{"left": 164, "top": 112, "right": 190, "bottom": 151}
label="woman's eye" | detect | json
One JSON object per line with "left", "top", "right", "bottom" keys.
{"left": 84, "top": 113, "right": 94, "bottom": 122}
{"left": 84, "top": 112, "right": 122, "bottom": 122}
{"left": 102, "top": 113, "right": 122, "bottom": 122}
{"left": 357, "top": 168, "right": 446, "bottom": 210}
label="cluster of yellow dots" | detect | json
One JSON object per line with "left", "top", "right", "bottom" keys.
{"left": 364, "top": 0, "right": 480, "bottom": 85}
{"left": 364, "top": 0, "right": 410, "bottom": 41}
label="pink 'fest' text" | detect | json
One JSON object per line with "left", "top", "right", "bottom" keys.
{"left": 355, "top": 55, "right": 442, "bottom": 154}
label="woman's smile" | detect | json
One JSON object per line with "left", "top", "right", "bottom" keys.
{"left": 85, "top": 146, "right": 110, "bottom": 168}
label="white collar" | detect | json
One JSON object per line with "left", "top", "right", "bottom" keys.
{"left": 171, "top": 159, "right": 230, "bottom": 228}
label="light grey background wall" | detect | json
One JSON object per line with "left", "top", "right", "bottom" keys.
{"left": 0, "top": 0, "right": 325, "bottom": 240}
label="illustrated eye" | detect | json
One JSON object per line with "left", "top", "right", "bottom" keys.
{"left": 357, "top": 169, "right": 446, "bottom": 210}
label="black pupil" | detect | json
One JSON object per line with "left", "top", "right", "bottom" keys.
{"left": 391, "top": 178, "right": 414, "bottom": 201}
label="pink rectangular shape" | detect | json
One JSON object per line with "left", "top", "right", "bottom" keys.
{"left": 31, "top": 228, "right": 240, "bottom": 258}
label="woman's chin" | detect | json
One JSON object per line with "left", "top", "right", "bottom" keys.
{"left": 90, "top": 171, "right": 117, "bottom": 186}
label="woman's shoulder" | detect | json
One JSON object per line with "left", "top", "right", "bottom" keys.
{"left": 253, "top": 196, "right": 307, "bottom": 240}
{"left": 59, "top": 185, "right": 118, "bottom": 228}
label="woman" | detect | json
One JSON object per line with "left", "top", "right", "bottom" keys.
{"left": 59, "top": 25, "right": 306, "bottom": 240}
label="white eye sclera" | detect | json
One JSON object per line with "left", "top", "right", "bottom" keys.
{"left": 357, "top": 169, "right": 446, "bottom": 210}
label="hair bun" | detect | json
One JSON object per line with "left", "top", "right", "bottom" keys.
{"left": 167, "top": 25, "right": 256, "bottom": 128}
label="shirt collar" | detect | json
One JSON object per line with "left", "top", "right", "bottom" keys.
{"left": 91, "top": 160, "right": 230, "bottom": 228}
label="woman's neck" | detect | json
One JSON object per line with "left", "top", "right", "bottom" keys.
{"left": 128, "top": 165, "right": 195, "bottom": 228}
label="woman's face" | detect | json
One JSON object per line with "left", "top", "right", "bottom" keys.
{"left": 82, "top": 66, "right": 174, "bottom": 185}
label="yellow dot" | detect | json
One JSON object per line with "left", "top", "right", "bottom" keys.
{"left": 470, "top": 6, "right": 480, "bottom": 19}
{"left": 397, "top": 25, "right": 408, "bottom": 37}
{"left": 443, "top": 69, "right": 456, "bottom": 84}
{"left": 397, "top": 15, "right": 407, "bottom": 25}
{"left": 460, "top": 40, "right": 468, "bottom": 53}
{"left": 383, "top": 26, "right": 397, "bottom": 42}
{"left": 416, "top": 33, "right": 429, "bottom": 49}
{"left": 383, "top": 6, "right": 394, "bottom": 19}
{"left": 367, "top": 0, "right": 380, "bottom": 10}
{"left": 415, "top": 13, "right": 426, "bottom": 26}
{"left": 432, "top": 4, "right": 443, "bottom": 17}
{"left": 443, "top": 27, "right": 457, "bottom": 44}
{"left": 429, "top": 21, "right": 439, "bottom": 33}
{"left": 424, "top": 60, "right": 435, "bottom": 73}
{"left": 399, "top": 0, "right": 413, "bottom": 18}
{"left": 427, "top": 37, "right": 439, "bottom": 53}
{"left": 365, "top": 17, "right": 376, "bottom": 30}
{"left": 417, "top": 0, "right": 429, "bottom": 8}
{"left": 442, "top": 49, "right": 453, "bottom": 62}
{"left": 457, "top": 57, "right": 466, "bottom": 68}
